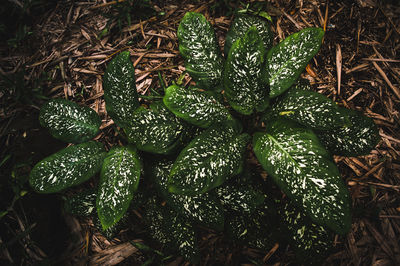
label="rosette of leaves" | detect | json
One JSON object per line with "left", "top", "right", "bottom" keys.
{"left": 28, "top": 9, "right": 381, "bottom": 264}
{"left": 172, "top": 9, "right": 378, "bottom": 260}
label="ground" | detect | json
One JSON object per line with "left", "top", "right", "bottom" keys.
{"left": 0, "top": 0, "right": 399, "bottom": 265}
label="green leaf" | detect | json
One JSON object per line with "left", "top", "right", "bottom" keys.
{"left": 169, "top": 123, "right": 250, "bottom": 196}
{"left": 39, "top": 98, "right": 101, "bottom": 143}
{"left": 143, "top": 197, "right": 200, "bottom": 264}
{"left": 292, "top": 78, "right": 313, "bottom": 91}
{"left": 178, "top": 12, "right": 224, "bottom": 90}
{"left": 163, "top": 85, "right": 233, "bottom": 128}
{"left": 29, "top": 141, "right": 106, "bottom": 193}
{"left": 147, "top": 159, "right": 224, "bottom": 231}
{"left": 94, "top": 211, "right": 130, "bottom": 240}
{"left": 224, "top": 26, "right": 269, "bottom": 115}
{"left": 268, "top": 28, "right": 324, "bottom": 98}
{"left": 278, "top": 200, "right": 335, "bottom": 265}
{"left": 64, "top": 188, "right": 97, "bottom": 217}
{"left": 215, "top": 182, "right": 265, "bottom": 214}
{"left": 225, "top": 206, "right": 277, "bottom": 250}
{"left": 253, "top": 119, "right": 351, "bottom": 234}
{"left": 267, "top": 89, "right": 349, "bottom": 130}
{"left": 224, "top": 13, "right": 273, "bottom": 56}
{"left": 103, "top": 51, "right": 139, "bottom": 128}
{"left": 316, "top": 108, "right": 380, "bottom": 156}
{"left": 167, "top": 212, "right": 199, "bottom": 263}
{"left": 97, "top": 145, "right": 141, "bottom": 230}
{"left": 124, "top": 102, "right": 187, "bottom": 154}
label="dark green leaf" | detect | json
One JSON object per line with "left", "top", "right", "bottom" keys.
{"left": 124, "top": 102, "right": 187, "bottom": 154}
{"left": 216, "top": 182, "right": 265, "bottom": 214}
{"left": 64, "top": 188, "right": 97, "bottom": 217}
{"left": 147, "top": 159, "right": 224, "bottom": 231}
{"left": 224, "top": 13, "right": 273, "bottom": 56}
{"left": 278, "top": 200, "right": 335, "bottom": 265}
{"left": 94, "top": 212, "right": 129, "bottom": 240}
{"left": 253, "top": 119, "right": 351, "bottom": 234}
{"left": 169, "top": 123, "right": 250, "bottom": 195}
{"left": 143, "top": 197, "right": 172, "bottom": 246}
{"left": 316, "top": 108, "right": 380, "bottom": 156}
{"left": 163, "top": 85, "right": 233, "bottom": 128}
{"left": 224, "top": 26, "right": 269, "bottom": 115}
{"left": 143, "top": 197, "right": 200, "bottom": 264}
{"left": 225, "top": 206, "right": 277, "bottom": 250}
{"left": 39, "top": 98, "right": 101, "bottom": 143}
{"left": 178, "top": 12, "right": 224, "bottom": 90}
{"left": 103, "top": 51, "right": 139, "bottom": 128}
{"left": 292, "top": 78, "right": 313, "bottom": 91}
{"left": 29, "top": 141, "right": 106, "bottom": 193}
{"left": 268, "top": 28, "right": 324, "bottom": 98}
{"left": 267, "top": 89, "right": 349, "bottom": 130}
{"left": 167, "top": 213, "right": 199, "bottom": 264}
{"left": 97, "top": 145, "right": 141, "bottom": 230}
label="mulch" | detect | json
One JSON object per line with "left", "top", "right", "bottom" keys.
{"left": 0, "top": 0, "right": 399, "bottom": 265}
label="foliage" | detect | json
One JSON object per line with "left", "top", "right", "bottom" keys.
{"left": 27, "top": 9, "right": 380, "bottom": 265}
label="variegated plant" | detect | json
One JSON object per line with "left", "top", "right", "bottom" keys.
{"left": 29, "top": 10, "right": 379, "bottom": 265}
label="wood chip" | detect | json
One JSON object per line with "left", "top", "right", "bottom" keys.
{"left": 347, "top": 88, "right": 363, "bottom": 101}
{"left": 263, "top": 243, "right": 279, "bottom": 263}
{"left": 364, "top": 220, "right": 396, "bottom": 260}
{"left": 336, "top": 44, "right": 342, "bottom": 95}
{"left": 372, "top": 61, "right": 400, "bottom": 100}
{"left": 89, "top": 242, "right": 139, "bottom": 266}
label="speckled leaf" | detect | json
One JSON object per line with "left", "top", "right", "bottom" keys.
{"left": 147, "top": 159, "right": 224, "bottom": 231}
{"left": 143, "top": 197, "right": 200, "bottom": 264}
{"left": 292, "top": 78, "right": 313, "bottom": 91}
{"left": 224, "top": 13, "right": 273, "bottom": 56}
{"left": 94, "top": 212, "right": 130, "bottom": 240}
{"left": 278, "top": 200, "right": 335, "bottom": 265}
{"left": 64, "top": 188, "right": 97, "bottom": 217}
{"left": 103, "top": 51, "right": 139, "bottom": 128}
{"left": 178, "top": 12, "right": 224, "bottom": 90}
{"left": 39, "top": 98, "right": 101, "bottom": 143}
{"left": 253, "top": 119, "right": 351, "bottom": 234}
{"left": 224, "top": 26, "right": 269, "bottom": 115}
{"left": 168, "top": 123, "right": 250, "bottom": 195}
{"left": 215, "top": 182, "right": 265, "bottom": 214}
{"left": 316, "top": 108, "right": 380, "bottom": 156}
{"left": 124, "top": 102, "right": 187, "bottom": 154}
{"left": 167, "top": 212, "right": 199, "bottom": 264}
{"left": 268, "top": 27, "right": 324, "bottom": 98}
{"left": 97, "top": 145, "right": 141, "bottom": 230}
{"left": 225, "top": 206, "right": 278, "bottom": 250}
{"left": 143, "top": 197, "right": 172, "bottom": 247}
{"left": 29, "top": 141, "right": 106, "bottom": 193}
{"left": 267, "top": 89, "right": 349, "bottom": 130}
{"left": 163, "top": 85, "right": 233, "bottom": 128}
